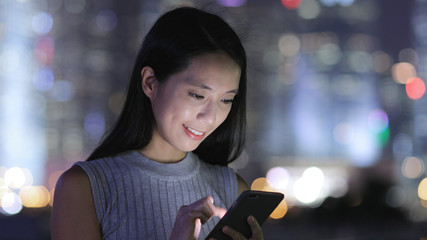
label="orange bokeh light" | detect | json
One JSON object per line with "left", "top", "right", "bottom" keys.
{"left": 270, "top": 199, "right": 288, "bottom": 219}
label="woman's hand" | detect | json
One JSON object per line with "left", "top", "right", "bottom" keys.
{"left": 170, "top": 196, "right": 226, "bottom": 240}
{"left": 218, "top": 215, "right": 264, "bottom": 240}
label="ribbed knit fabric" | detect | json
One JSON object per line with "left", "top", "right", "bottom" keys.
{"left": 76, "top": 150, "right": 238, "bottom": 240}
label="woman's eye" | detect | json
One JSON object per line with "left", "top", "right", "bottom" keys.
{"left": 189, "top": 92, "right": 204, "bottom": 99}
{"left": 222, "top": 98, "right": 234, "bottom": 104}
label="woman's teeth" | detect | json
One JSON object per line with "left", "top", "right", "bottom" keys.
{"left": 185, "top": 125, "right": 203, "bottom": 135}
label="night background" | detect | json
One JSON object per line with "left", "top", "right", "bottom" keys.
{"left": 1, "top": 0, "right": 427, "bottom": 239}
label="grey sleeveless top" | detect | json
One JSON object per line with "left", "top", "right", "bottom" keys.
{"left": 76, "top": 150, "right": 238, "bottom": 240}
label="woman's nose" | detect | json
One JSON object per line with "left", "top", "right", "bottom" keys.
{"left": 197, "top": 100, "right": 216, "bottom": 124}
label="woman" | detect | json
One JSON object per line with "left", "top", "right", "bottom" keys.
{"left": 51, "top": 7, "right": 263, "bottom": 240}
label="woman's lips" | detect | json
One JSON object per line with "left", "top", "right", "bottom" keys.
{"left": 183, "top": 124, "right": 205, "bottom": 140}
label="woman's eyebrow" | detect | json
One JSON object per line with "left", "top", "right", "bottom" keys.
{"left": 185, "top": 79, "right": 238, "bottom": 94}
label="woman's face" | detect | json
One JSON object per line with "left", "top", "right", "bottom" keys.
{"left": 145, "top": 52, "right": 241, "bottom": 160}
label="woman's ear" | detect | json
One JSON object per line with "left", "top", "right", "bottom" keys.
{"left": 141, "top": 66, "right": 157, "bottom": 100}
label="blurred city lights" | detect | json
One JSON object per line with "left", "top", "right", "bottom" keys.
{"left": 32, "top": 12, "right": 53, "bottom": 35}
{"left": 278, "top": 34, "right": 301, "bottom": 57}
{"left": 1, "top": 192, "right": 22, "bottom": 215}
{"left": 34, "top": 36, "right": 55, "bottom": 65}
{"left": 371, "top": 51, "right": 393, "bottom": 74}
{"left": 266, "top": 167, "right": 290, "bottom": 190}
{"left": 86, "top": 50, "right": 112, "bottom": 72}
{"left": 216, "top": 0, "right": 247, "bottom": 7}
{"left": 50, "top": 80, "right": 75, "bottom": 102}
{"left": 402, "top": 156, "right": 425, "bottom": 179}
{"left": 294, "top": 167, "right": 325, "bottom": 205}
{"left": 4, "top": 167, "right": 26, "bottom": 189}
{"left": 281, "top": 0, "right": 302, "bottom": 10}
{"left": 251, "top": 177, "right": 273, "bottom": 192}
{"left": 368, "top": 109, "right": 390, "bottom": 146}
{"left": 347, "top": 51, "right": 372, "bottom": 73}
{"left": 405, "top": 77, "right": 426, "bottom": 100}
{"left": 316, "top": 43, "right": 342, "bottom": 66}
{"left": 349, "top": 128, "right": 379, "bottom": 167}
{"left": 269, "top": 199, "right": 288, "bottom": 219}
{"left": 319, "top": 0, "right": 355, "bottom": 7}
{"left": 297, "top": 0, "right": 321, "bottom": 20}
{"left": 84, "top": 112, "right": 106, "bottom": 140}
{"left": 95, "top": 10, "right": 118, "bottom": 33}
{"left": 391, "top": 62, "right": 417, "bottom": 84}
{"left": 418, "top": 178, "right": 427, "bottom": 200}
{"left": 33, "top": 67, "right": 55, "bottom": 92}
{"left": 19, "top": 186, "right": 50, "bottom": 208}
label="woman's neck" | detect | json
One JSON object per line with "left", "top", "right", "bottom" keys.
{"left": 138, "top": 142, "right": 187, "bottom": 163}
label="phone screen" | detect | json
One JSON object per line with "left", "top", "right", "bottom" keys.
{"left": 205, "top": 190, "right": 284, "bottom": 240}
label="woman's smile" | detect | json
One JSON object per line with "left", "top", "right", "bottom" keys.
{"left": 183, "top": 124, "right": 206, "bottom": 140}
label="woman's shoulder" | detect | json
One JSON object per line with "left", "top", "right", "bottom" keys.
{"left": 51, "top": 165, "right": 101, "bottom": 239}
{"left": 56, "top": 165, "right": 91, "bottom": 191}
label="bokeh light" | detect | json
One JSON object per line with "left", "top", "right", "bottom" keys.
{"left": 32, "top": 12, "right": 53, "bottom": 35}
{"left": 4, "top": 167, "right": 26, "bottom": 189}
{"left": 278, "top": 34, "right": 301, "bottom": 57}
{"left": 297, "top": 0, "right": 321, "bottom": 20}
{"left": 266, "top": 167, "right": 290, "bottom": 190}
{"left": 418, "top": 178, "right": 427, "bottom": 200}
{"left": 96, "top": 10, "right": 118, "bottom": 33}
{"left": 371, "top": 51, "right": 392, "bottom": 74}
{"left": 84, "top": 112, "right": 106, "bottom": 140}
{"left": 1, "top": 192, "right": 22, "bottom": 215}
{"left": 251, "top": 177, "right": 274, "bottom": 192}
{"left": 269, "top": 199, "right": 288, "bottom": 219}
{"left": 317, "top": 43, "right": 342, "bottom": 66}
{"left": 319, "top": 0, "right": 355, "bottom": 7}
{"left": 281, "top": 0, "right": 302, "bottom": 10}
{"left": 34, "top": 36, "right": 55, "bottom": 65}
{"left": 293, "top": 167, "right": 325, "bottom": 204}
{"left": 347, "top": 51, "right": 372, "bottom": 73}
{"left": 33, "top": 67, "right": 55, "bottom": 92}
{"left": 216, "top": 0, "right": 247, "bottom": 7}
{"left": 405, "top": 77, "right": 426, "bottom": 100}
{"left": 368, "top": 109, "right": 390, "bottom": 146}
{"left": 50, "top": 80, "right": 75, "bottom": 102}
{"left": 19, "top": 186, "right": 50, "bottom": 208}
{"left": 391, "top": 62, "right": 417, "bottom": 84}
{"left": 402, "top": 156, "right": 425, "bottom": 179}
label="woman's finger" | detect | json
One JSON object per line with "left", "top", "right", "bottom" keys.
{"left": 247, "top": 216, "right": 263, "bottom": 240}
{"left": 206, "top": 196, "right": 227, "bottom": 218}
{"left": 222, "top": 226, "right": 246, "bottom": 240}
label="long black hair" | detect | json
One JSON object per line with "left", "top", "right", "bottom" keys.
{"left": 87, "top": 7, "right": 247, "bottom": 166}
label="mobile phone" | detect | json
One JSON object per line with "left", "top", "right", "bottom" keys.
{"left": 205, "top": 190, "right": 284, "bottom": 240}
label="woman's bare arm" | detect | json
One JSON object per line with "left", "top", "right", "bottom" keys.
{"left": 51, "top": 165, "right": 101, "bottom": 240}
